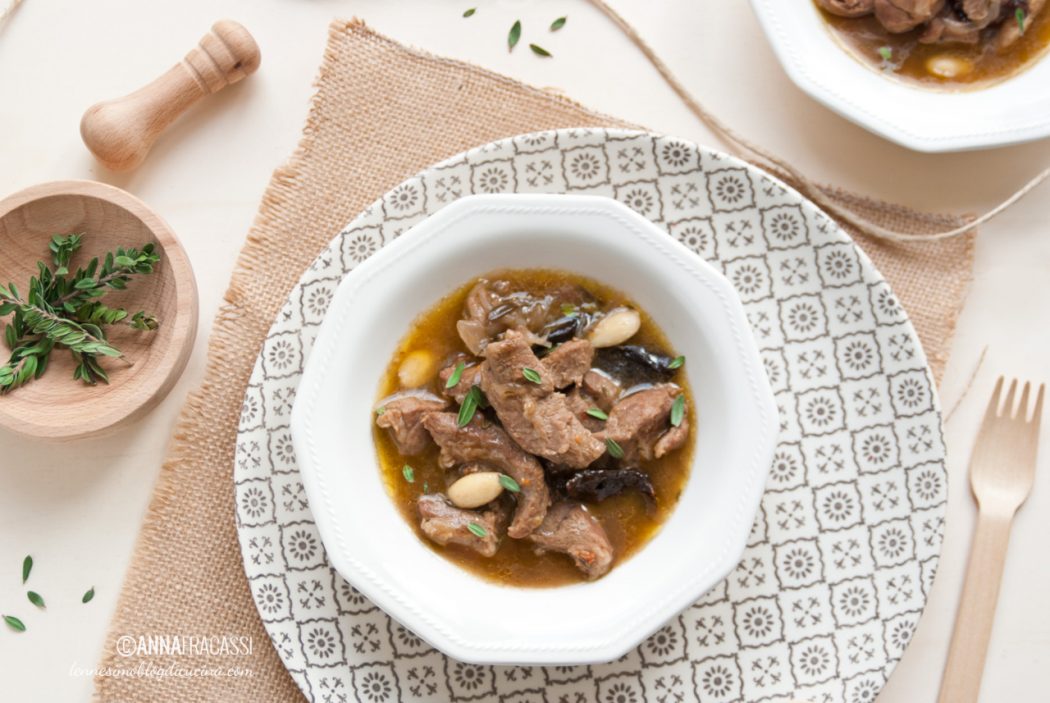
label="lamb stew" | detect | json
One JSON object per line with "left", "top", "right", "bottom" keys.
{"left": 816, "top": 0, "right": 1050, "bottom": 86}
{"left": 372, "top": 269, "right": 695, "bottom": 586}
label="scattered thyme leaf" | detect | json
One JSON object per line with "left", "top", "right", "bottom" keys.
{"left": 670, "top": 394, "right": 686, "bottom": 427}
{"left": 586, "top": 407, "right": 609, "bottom": 421}
{"left": 3, "top": 615, "right": 25, "bottom": 632}
{"left": 467, "top": 522, "right": 488, "bottom": 538}
{"left": 1017, "top": 7, "right": 1026, "bottom": 34}
{"left": 446, "top": 361, "right": 466, "bottom": 388}
{"left": 668, "top": 355, "right": 685, "bottom": 370}
{"left": 522, "top": 367, "right": 542, "bottom": 384}
{"left": 402, "top": 464, "right": 415, "bottom": 483}
{"left": 463, "top": 7, "right": 476, "bottom": 17}
{"left": 27, "top": 591, "right": 45, "bottom": 609}
{"left": 508, "top": 20, "right": 522, "bottom": 50}
{"left": 551, "top": 16, "right": 567, "bottom": 31}
{"left": 529, "top": 43, "right": 552, "bottom": 57}
{"left": 878, "top": 46, "right": 892, "bottom": 62}
{"left": 605, "top": 437, "right": 625, "bottom": 460}
{"left": 82, "top": 587, "right": 95, "bottom": 604}
{"left": 458, "top": 385, "right": 484, "bottom": 427}
{"left": 21, "top": 555, "right": 32, "bottom": 584}
{"left": 499, "top": 474, "right": 521, "bottom": 493}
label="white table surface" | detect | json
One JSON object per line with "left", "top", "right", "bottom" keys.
{"left": 0, "top": 1, "right": 1047, "bottom": 701}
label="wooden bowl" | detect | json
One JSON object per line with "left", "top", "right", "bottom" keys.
{"left": 0, "top": 181, "right": 197, "bottom": 440}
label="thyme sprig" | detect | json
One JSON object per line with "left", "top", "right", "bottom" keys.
{"left": 0, "top": 234, "right": 161, "bottom": 393}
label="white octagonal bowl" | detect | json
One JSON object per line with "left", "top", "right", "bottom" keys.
{"left": 750, "top": 0, "right": 1050, "bottom": 152}
{"left": 290, "top": 193, "right": 777, "bottom": 665}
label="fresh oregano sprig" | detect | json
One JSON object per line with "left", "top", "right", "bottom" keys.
{"left": 0, "top": 234, "right": 161, "bottom": 394}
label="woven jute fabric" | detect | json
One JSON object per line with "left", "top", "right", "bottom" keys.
{"left": 93, "top": 20, "right": 974, "bottom": 702}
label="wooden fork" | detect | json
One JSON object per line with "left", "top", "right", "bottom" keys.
{"left": 937, "top": 377, "right": 1044, "bottom": 703}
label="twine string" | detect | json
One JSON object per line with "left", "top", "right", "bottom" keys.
{"left": 0, "top": 0, "right": 22, "bottom": 27}
{"left": 587, "top": 0, "right": 1050, "bottom": 242}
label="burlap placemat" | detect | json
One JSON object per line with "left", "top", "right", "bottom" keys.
{"left": 93, "top": 20, "right": 974, "bottom": 702}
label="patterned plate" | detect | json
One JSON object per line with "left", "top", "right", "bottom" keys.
{"left": 234, "top": 129, "right": 947, "bottom": 703}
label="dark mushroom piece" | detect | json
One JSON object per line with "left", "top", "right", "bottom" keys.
{"left": 539, "top": 313, "right": 590, "bottom": 347}
{"left": 562, "top": 468, "right": 656, "bottom": 507}
{"left": 594, "top": 345, "right": 680, "bottom": 386}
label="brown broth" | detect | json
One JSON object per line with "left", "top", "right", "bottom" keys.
{"left": 372, "top": 269, "right": 696, "bottom": 587}
{"left": 817, "top": 4, "right": 1050, "bottom": 88}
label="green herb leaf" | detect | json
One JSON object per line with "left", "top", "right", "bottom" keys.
{"left": 1017, "top": 7, "right": 1026, "bottom": 34}
{"left": 529, "top": 43, "right": 552, "bottom": 57}
{"left": 0, "top": 234, "right": 162, "bottom": 395}
{"left": 605, "top": 437, "right": 625, "bottom": 460}
{"left": 467, "top": 522, "right": 488, "bottom": 538}
{"left": 423, "top": 482, "right": 429, "bottom": 494}
{"left": 586, "top": 407, "right": 609, "bottom": 421}
{"left": 82, "top": 587, "right": 95, "bottom": 604}
{"left": 22, "top": 555, "right": 32, "bottom": 584}
{"left": 508, "top": 20, "right": 522, "bottom": 51}
{"left": 458, "top": 385, "right": 484, "bottom": 427}
{"left": 670, "top": 394, "right": 686, "bottom": 427}
{"left": 446, "top": 361, "right": 466, "bottom": 388}
{"left": 550, "top": 16, "right": 567, "bottom": 31}
{"left": 463, "top": 7, "right": 476, "bottom": 17}
{"left": 499, "top": 474, "right": 521, "bottom": 493}
{"left": 3, "top": 615, "right": 25, "bottom": 632}
{"left": 375, "top": 406, "right": 386, "bottom": 416}
{"left": 522, "top": 367, "right": 542, "bottom": 384}
{"left": 27, "top": 591, "right": 45, "bottom": 609}
{"left": 877, "top": 46, "right": 892, "bottom": 62}
{"left": 668, "top": 355, "right": 685, "bottom": 370}
{"left": 402, "top": 464, "right": 415, "bottom": 483}
{"left": 560, "top": 303, "right": 577, "bottom": 316}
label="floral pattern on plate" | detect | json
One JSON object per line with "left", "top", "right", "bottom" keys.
{"left": 234, "top": 129, "right": 947, "bottom": 702}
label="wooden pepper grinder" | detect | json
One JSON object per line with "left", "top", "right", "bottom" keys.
{"left": 81, "top": 19, "right": 261, "bottom": 172}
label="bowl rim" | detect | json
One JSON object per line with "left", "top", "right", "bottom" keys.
{"left": 290, "top": 192, "right": 778, "bottom": 665}
{"left": 749, "top": 0, "right": 1050, "bottom": 152}
{"left": 0, "top": 179, "right": 198, "bottom": 440}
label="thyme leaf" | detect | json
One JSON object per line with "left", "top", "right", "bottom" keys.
{"left": 508, "top": 20, "right": 522, "bottom": 51}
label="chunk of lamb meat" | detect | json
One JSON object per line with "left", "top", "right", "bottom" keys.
{"left": 998, "top": 0, "right": 1045, "bottom": 49}
{"left": 456, "top": 280, "right": 552, "bottom": 355}
{"left": 528, "top": 502, "right": 614, "bottom": 580}
{"left": 602, "top": 385, "right": 689, "bottom": 463}
{"left": 816, "top": 0, "right": 875, "bottom": 16}
{"left": 565, "top": 388, "right": 606, "bottom": 433}
{"left": 874, "top": 0, "right": 946, "bottom": 32}
{"left": 375, "top": 392, "right": 449, "bottom": 455}
{"left": 439, "top": 362, "right": 482, "bottom": 404}
{"left": 565, "top": 370, "right": 622, "bottom": 432}
{"left": 439, "top": 338, "right": 588, "bottom": 404}
{"left": 417, "top": 494, "right": 507, "bottom": 557}
{"left": 541, "top": 338, "right": 594, "bottom": 388}
{"left": 480, "top": 330, "right": 606, "bottom": 469}
{"left": 921, "top": 13, "right": 981, "bottom": 42}
{"left": 961, "top": 0, "right": 1002, "bottom": 25}
{"left": 582, "top": 369, "right": 621, "bottom": 410}
{"left": 921, "top": 0, "right": 1001, "bottom": 43}
{"left": 422, "top": 411, "right": 549, "bottom": 538}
